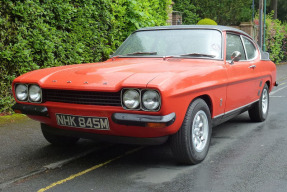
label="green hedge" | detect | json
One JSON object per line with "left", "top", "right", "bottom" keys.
{"left": 0, "top": 0, "right": 170, "bottom": 114}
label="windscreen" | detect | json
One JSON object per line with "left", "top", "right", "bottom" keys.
{"left": 113, "top": 29, "right": 222, "bottom": 59}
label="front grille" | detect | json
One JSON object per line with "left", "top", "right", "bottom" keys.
{"left": 43, "top": 89, "right": 121, "bottom": 106}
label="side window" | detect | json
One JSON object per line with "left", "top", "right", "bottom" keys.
{"left": 226, "top": 33, "right": 246, "bottom": 60}
{"left": 243, "top": 37, "right": 257, "bottom": 60}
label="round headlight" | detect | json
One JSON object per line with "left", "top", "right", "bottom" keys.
{"left": 123, "top": 89, "right": 140, "bottom": 109}
{"left": 142, "top": 90, "right": 160, "bottom": 110}
{"left": 29, "top": 85, "right": 42, "bottom": 102}
{"left": 15, "top": 84, "right": 28, "bottom": 101}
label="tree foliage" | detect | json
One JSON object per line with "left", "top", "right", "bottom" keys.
{"left": 173, "top": 0, "right": 253, "bottom": 25}
{"left": 172, "top": 0, "right": 200, "bottom": 24}
{"left": 192, "top": 0, "right": 253, "bottom": 25}
{"left": 0, "top": 0, "right": 170, "bottom": 114}
{"left": 254, "top": 0, "right": 287, "bottom": 22}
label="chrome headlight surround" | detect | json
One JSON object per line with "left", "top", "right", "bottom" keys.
{"left": 28, "top": 84, "right": 42, "bottom": 103}
{"left": 121, "top": 88, "right": 161, "bottom": 111}
{"left": 15, "top": 84, "right": 28, "bottom": 102}
{"left": 122, "top": 89, "right": 141, "bottom": 110}
{"left": 141, "top": 90, "right": 161, "bottom": 111}
{"left": 14, "top": 84, "right": 42, "bottom": 103}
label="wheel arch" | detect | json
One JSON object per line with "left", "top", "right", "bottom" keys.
{"left": 170, "top": 94, "right": 213, "bottom": 164}
{"left": 192, "top": 94, "right": 213, "bottom": 117}
{"left": 265, "top": 80, "right": 270, "bottom": 89}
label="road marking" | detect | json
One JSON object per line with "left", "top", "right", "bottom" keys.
{"left": 270, "top": 85, "right": 287, "bottom": 96}
{"left": 37, "top": 147, "right": 143, "bottom": 192}
{"left": 278, "top": 77, "right": 287, "bottom": 82}
{"left": 270, "top": 96, "right": 286, "bottom": 98}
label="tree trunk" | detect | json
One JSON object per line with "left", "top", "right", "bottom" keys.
{"left": 258, "top": 0, "right": 263, "bottom": 47}
{"left": 271, "top": 0, "right": 278, "bottom": 19}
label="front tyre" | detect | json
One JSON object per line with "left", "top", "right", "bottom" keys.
{"left": 41, "top": 123, "right": 79, "bottom": 146}
{"left": 170, "top": 98, "right": 212, "bottom": 165}
{"left": 249, "top": 83, "right": 269, "bottom": 122}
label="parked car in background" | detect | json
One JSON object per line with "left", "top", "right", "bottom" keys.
{"left": 12, "top": 25, "right": 277, "bottom": 164}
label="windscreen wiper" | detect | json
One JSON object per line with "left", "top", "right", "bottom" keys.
{"left": 180, "top": 53, "right": 216, "bottom": 58}
{"left": 126, "top": 51, "right": 157, "bottom": 56}
{"left": 110, "top": 55, "right": 123, "bottom": 60}
{"left": 163, "top": 55, "right": 176, "bottom": 60}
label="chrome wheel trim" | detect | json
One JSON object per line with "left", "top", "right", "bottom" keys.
{"left": 192, "top": 110, "right": 209, "bottom": 152}
{"left": 262, "top": 88, "right": 268, "bottom": 115}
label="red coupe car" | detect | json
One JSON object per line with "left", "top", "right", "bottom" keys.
{"left": 12, "top": 25, "right": 277, "bottom": 164}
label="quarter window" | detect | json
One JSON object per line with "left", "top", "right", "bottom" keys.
{"left": 226, "top": 34, "right": 246, "bottom": 60}
{"left": 243, "top": 37, "right": 257, "bottom": 60}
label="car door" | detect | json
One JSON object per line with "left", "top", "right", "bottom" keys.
{"left": 225, "top": 33, "right": 261, "bottom": 113}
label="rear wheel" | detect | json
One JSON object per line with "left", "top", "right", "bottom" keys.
{"left": 170, "top": 98, "right": 212, "bottom": 165}
{"left": 41, "top": 123, "right": 79, "bottom": 146}
{"left": 249, "top": 83, "right": 269, "bottom": 122}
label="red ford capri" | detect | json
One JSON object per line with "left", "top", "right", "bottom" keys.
{"left": 12, "top": 25, "right": 277, "bottom": 164}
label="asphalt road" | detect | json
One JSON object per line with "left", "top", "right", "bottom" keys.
{"left": 1, "top": 64, "right": 287, "bottom": 192}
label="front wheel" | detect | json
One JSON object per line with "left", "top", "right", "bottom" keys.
{"left": 170, "top": 98, "right": 212, "bottom": 165}
{"left": 41, "top": 123, "right": 79, "bottom": 146}
{"left": 249, "top": 83, "right": 269, "bottom": 122}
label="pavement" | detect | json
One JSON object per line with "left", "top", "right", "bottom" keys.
{"left": 276, "top": 63, "right": 287, "bottom": 81}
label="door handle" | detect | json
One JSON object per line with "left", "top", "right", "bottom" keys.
{"left": 249, "top": 65, "right": 256, "bottom": 69}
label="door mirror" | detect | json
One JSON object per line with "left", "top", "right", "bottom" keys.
{"left": 230, "top": 51, "right": 241, "bottom": 64}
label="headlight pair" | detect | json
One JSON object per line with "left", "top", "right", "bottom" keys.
{"left": 122, "top": 89, "right": 161, "bottom": 111}
{"left": 15, "top": 84, "right": 42, "bottom": 103}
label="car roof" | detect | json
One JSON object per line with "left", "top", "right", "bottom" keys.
{"left": 136, "top": 25, "right": 251, "bottom": 38}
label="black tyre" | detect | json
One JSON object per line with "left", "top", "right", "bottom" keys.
{"left": 249, "top": 83, "right": 269, "bottom": 122}
{"left": 170, "top": 98, "right": 212, "bottom": 165}
{"left": 41, "top": 123, "right": 79, "bottom": 146}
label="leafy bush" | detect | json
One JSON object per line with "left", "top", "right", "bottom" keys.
{"left": 197, "top": 18, "right": 217, "bottom": 25}
{"left": 264, "top": 12, "right": 286, "bottom": 63}
{"left": 282, "top": 22, "right": 287, "bottom": 62}
{"left": 0, "top": 0, "right": 170, "bottom": 114}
